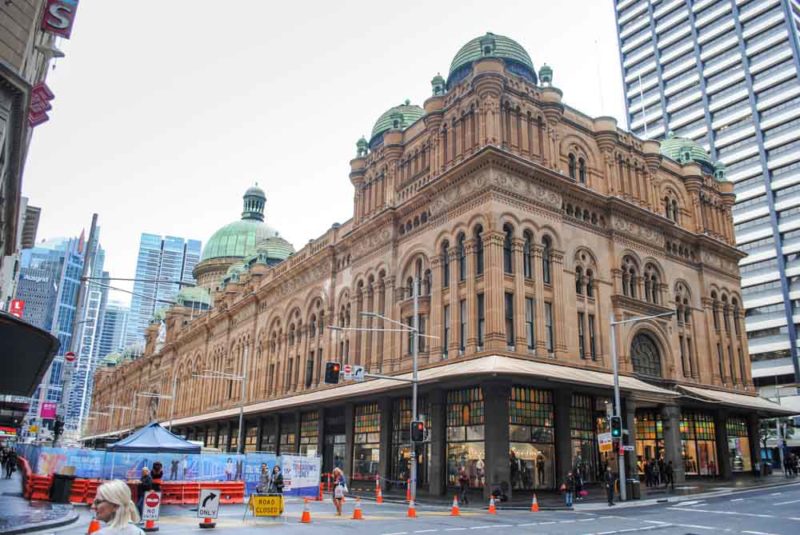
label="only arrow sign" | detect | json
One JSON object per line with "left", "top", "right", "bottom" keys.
{"left": 202, "top": 492, "right": 217, "bottom": 508}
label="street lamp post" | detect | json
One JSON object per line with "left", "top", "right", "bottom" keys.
{"left": 609, "top": 310, "right": 673, "bottom": 502}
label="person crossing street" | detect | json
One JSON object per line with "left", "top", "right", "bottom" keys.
{"left": 604, "top": 466, "right": 616, "bottom": 506}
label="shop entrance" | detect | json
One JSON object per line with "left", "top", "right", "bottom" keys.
{"left": 323, "top": 410, "right": 345, "bottom": 474}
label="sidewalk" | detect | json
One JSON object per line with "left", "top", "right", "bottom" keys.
{"left": 0, "top": 472, "right": 78, "bottom": 535}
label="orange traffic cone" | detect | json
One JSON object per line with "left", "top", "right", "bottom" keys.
{"left": 376, "top": 486, "right": 383, "bottom": 504}
{"left": 198, "top": 517, "right": 216, "bottom": 529}
{"left": 300, "top": 498, "right": 312, "bottom": 523}
{"left": 352, "top": 497, "right": 364, "bottom": 520}
{"left": 407, "top": 499, "right": 417, "bottom": 518}
{"left": 530, "top": 493, "right": 539, "bottom": 512}
{"left": 318, "top": 482, "right": 324, "bottom": 501}
{"left": 488, "top": 495, "right": 497, "bottom": 515}
{"left": 143, "top": 519, "right": 158, "bottom": 532}
{"left": 450, "top": 495, "right": 460, "bottom": 516}
{"left": 87, "top": 517, "right": 101, "bottom": 534}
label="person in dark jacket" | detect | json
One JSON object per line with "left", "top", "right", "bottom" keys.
{"left": 4, "top": 450, "right": 16, "bottom": 479}
{"left": 136, "top": 467, "right": 154, "bottom": 515}
{"left": 458, "top": 466, "right": 470, "bottom": 505}
{"left": 563, "top": 471, "right": 576, "bottom": 507}
{"left": 150, "top": 461, "right": 163, "bottom": 491}
{"left": 604, "top": 466, "right": 616, "bottom": 506}
{"left": 664, "top": 460, "right": 675, "bottom": 490}
{"left": 268, "top": 466, "right": 284, "bottom": 494}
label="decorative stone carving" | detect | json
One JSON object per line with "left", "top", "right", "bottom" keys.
{"left": 610, "top": 214, "right": 664, "bottom": 246}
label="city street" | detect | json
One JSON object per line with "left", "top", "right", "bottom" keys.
{"left": 52, "top": 482, "right": 800, "bottom": 535}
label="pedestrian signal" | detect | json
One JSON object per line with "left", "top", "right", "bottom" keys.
{"left": 410, "top": 420, "right": 425, "bottom": 442}
{"left": 324, "top": 362, "right": 341, "bottom": 384}
{"left": 610, "top": 416, "right": 622, "bottom": 438}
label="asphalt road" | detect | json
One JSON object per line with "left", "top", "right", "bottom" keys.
{"left": 52, "top": 482, "right": 800, "bottom": 535}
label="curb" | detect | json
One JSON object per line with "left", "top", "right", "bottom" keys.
{"left": 0, "top": 510, "right": 80, "bottom": 535}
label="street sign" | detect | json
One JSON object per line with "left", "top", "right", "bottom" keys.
{"left": 598, "top": 432, "right": 613, "bottom": 453}
{"left": 197, "top": 489, "right": 220, "bottom": 519}
{"left": 248, "top": 495, "right": 283, "bottom": 517}
{"left": 142, "top": 491, "right": 161, "bottom": 521}
{"left": 343, "top": 364, "right": 365, "bottom": 382}
{"left": 622, "top": 445, "right": 635, "bottom": 452}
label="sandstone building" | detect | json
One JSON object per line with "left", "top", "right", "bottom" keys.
{"left": 87, "top": 33, "right": 789, "bottom": 496}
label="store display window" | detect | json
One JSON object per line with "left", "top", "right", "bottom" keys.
{"left": 681, "top": 412, "right": 718, "bottom": 476}
{"left": 353, "top": 402, "right": 381, "bottom": 480}
{"left": 726, "top": 416, "right": 752, "bottom": 473}
{"left": 446, "top": 387, "right": 485, "bottom": 488}
{"left": 509, "top": 386, "right": 555, "bottom": 489}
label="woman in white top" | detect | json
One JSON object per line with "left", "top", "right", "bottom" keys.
{"left": 92, "top": 480, "right": 144, "bottom": 535}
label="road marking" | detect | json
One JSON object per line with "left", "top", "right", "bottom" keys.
{"left": 515, "top": 523, "right": 539, "bottom": 527}
{"left": 560, "top": 519, "right": 575, "bottom": 523}
{"left": 743, "top": 531, "right": 780, "bottom": 535}
{"left": 730, "top": 498, "right": 744, "bottom": 502}
{"left": 668, "top": 507, "right": 776, "bottom": 519}
{"left": 775, "top": 498, "right": 800, "bottom": 506}
{"left": 678, "top": 500, "right": 701, "bottom": 506}
{"left": 578, "top": 518, "right": 594, "bottom": 522}
{"left": 539, "top": 521, "right": 555, "bottom": 525}
{"left": 596, "top": 531, "right": 618, "bottom": 535}
{"left": 415, "top": 530, "right": 439, "bottom": 534}
{"left": 644, "top": 521, "right": 669, "bottom": 525}
{"left": 445, "top": 529, "right": 468, "bottom": 532}
{"left": 770, "top": 492, "right": 782, "bottom": 496}
{"left": 469, "top": 527, "right": 496, "bottom": 530}
{"left": 382, "top": 532, "right": 408, "bottom": 535}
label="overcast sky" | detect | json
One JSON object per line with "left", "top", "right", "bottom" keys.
{"left": 23, "top": 0, "right": 626, "bottom": 304}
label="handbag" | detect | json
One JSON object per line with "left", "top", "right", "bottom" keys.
{"left": 334, "top": 485, "right": 345, "bottom": 499}
{"left": 578, "top": 489, "right": 588, "bottom": 497}
{"left": 559, "top": 483, "right": 566, "bottom": 492}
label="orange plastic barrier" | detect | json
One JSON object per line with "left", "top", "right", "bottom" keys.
{"left": 182, "top": 482, "right": 200, "bottom": 505}
{"left": 198, "top": 481, "right": 244, "bottom": 504}
{"left": 69, "top": 478, "right": 88, "bottom": 504}
{"left": 29, "top": 475, "right": 52, "bottom": 501}
{"left": 84, "top": 479, "right": 102, "bottom": 505}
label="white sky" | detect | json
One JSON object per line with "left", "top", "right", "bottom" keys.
{"left": 22, "top": 0, "right": 626, "bottom": 305}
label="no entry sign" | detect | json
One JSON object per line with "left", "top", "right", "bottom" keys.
{"left": 142, "top": 491, "right": 161, "bottom": 521}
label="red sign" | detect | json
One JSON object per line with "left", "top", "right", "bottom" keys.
{"left": 28, "top": 83, "right": 55, "bottom": 127}
{"left": 40, "top": 402, "right": 57, "bottom": 419}
{"left": 9, "top": 299, "right": 25, "bottom": 319}
{"left": 41, "top": 0, "right": 79, "bottom": 39}
{"left": 64, "top": 351, "right": 76, "bottom": 362}
{"left": 144, "top": 491, "right": 160, "bottom": 508}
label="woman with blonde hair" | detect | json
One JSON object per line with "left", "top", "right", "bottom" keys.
{"left": 91, "top": 480, "right": 143, "bottom": 535}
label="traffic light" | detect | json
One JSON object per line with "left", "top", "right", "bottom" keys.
{"left": 410, "top": 420, "right": 425, "bottom": 442}
{"left": 53, "top": 418, "right": 64, "bottom": 445}
{"left": 610, "top": 416, "right": 622, "bottom": 438}
{"left": 324, "top": 362, "right": 341, "bottom": 384}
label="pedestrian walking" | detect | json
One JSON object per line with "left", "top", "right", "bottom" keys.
{"left": 92, "top": 480, "right": 144, "bottom": 535}
{"left": 604, "top": 466, "right": 616, "bottom": 506}
{"left": 268, "top": 465, "right": 284, "bottom": 494}
{"left": 562, "top": 471, "right": 576, "bottom": 507}
{"left": 136, "top": 467, "right": 154, "bottom": 516}
{"left": 4, "top": 449, "right": 17, "bottom": 479}
{"left": 256, "top": 464, "right": 270, "bottom": 494}
{"left": 664, "top": 461, "right": 675, "bottom": 491}
{"left": 458, "top": 466, "right": 470, "bottom": 505}
{"left": 332, "top": 467, "right": 347, "bottom": 516}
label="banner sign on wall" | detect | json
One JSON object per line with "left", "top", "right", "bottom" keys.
{"left": 280, "top": 455, "right": 321, "bottom": 497}
{"left": 40, "top": 402, "right": 57, "bottom": 419}
{"left": 41, "top": 0, "right": 80, "bottom": 39}
{"left": 9, "top": 299, "right": 25, "bottom": 319}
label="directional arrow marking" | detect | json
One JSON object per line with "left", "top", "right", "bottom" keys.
{"left": 202, "top": 492, "right": 217, "bottom": 507}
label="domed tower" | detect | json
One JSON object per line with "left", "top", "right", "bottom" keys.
{"left": 447, "top": 32, "right": 537, "bottom": 90}
{"left": 659, "top": 132, "right": 726, "bottom": 180}
{"left": 369, "top": 100, "right": 425, "bottom": 150}
{"left": 193, "top": 185, "right": 295, "bottom": 290}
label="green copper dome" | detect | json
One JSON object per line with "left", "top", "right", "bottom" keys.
{"left": 176, "top": 286, "right": 211, "bottom": 308}
{"left": 370, "top": 100, "right": 424, "bottom": 146}
{"left": 660, "top": 133, "right": 718, "bottom": 176}
{"left": 448, "top": 32, "right": 537, "bottom": 89}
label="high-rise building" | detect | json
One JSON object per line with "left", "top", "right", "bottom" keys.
{"left": 125, "top": 235, "right": 201, "bottom": 350}
{"left": 613, "top": 0, "right": 800, "bottom": 413}
{"left": 96, "top": 300, "right": 130, "bottom": 360}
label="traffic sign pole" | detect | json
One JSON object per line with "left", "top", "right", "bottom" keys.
{"left": 197, "top": 489, "right": 220, "bottom": 529}
{"left": 141, "top": 491, "right": 161, "bottom": 532}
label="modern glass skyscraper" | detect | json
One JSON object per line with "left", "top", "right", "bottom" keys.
{"left": 125, "top": 234, "right": 201, "bottom": 350}
{"left": 613, "top": 0, "right": 800, "bottom": 411}
{"left": 96, "top": 300, "right": 129, "bottom": 360}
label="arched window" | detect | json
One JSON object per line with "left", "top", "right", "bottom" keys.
{"left": 523, "top": 231, "right": 533, "bottom": 279}
{"left": 457, "top": 233, "right": 466, "bottom": 281}
{"left": 568, "top": 153, "right": 577, "bottom": 179}
{"left": 407, "top": 277, "right": 414, "bottom": 298}
{"left": 621, "top": 256, "right": 638, "bottom": 298}
{"left": 575, "top": 266, "right": 583, "bottom": 295}
{"left": 542, "top": 236, "right": 552, "bottom": 284}
{"left": 586, "top": 269, "right": 594, "bottom": 298}
{"left": 644, "top": 264, "right": 660, "bottom": 304}
{"left": 732, "top": 299, "right": 741, "bottom": 336}
{"left": 578, "top": 158, "right": 586, "bottom": 184}
{"left": 503, "top": 224, "right": 514, "bottom": 274}
{"left": 671, "top": 199, "right": 679, "bottom": 223}
{"left": 722, "top": 295, "right": 730, "bottom": 332}
{"left": 711, "top": 291, "right": 720, "bottom": 330}
{"left": 474, "top": 225, "right": 484, "bottom": 276}
{"left": 424, "top": 269, "right": 432, "bottom": 296}
{"left": 441, "top": 241, "right": 450, "bottom": 288}
{"left": 631, "top": 332, "right": 662, "bottom": 377}
{"left": 309, "top": 315, "right": 317, "bottom": 338}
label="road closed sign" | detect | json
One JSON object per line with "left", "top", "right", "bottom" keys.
{"left": 141, "top": 491, "right": 161, "bottom": 521}
{"left": 249, "top": 495, "right": 284, "bottom": 517}
{"left": 197, "top": 489, "right": 221, "bottom": 519}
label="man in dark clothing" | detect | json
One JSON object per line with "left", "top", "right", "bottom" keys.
{"left": 170, "top": 458, "right": 179, "bottom": 480}
{"left": 664, "top": 461, "right": 675, "bottom": 490}
{"left": 458, "top": 466, "right": 470, "bottom": 505}
{"left": 4, "top": 450, "right": 16, "bottom": 479}
{"left": 604, "top": 466, "right": 616, "bottom": 506}
{"left": 137, "top": 467, "right": 154, "bottom": 515}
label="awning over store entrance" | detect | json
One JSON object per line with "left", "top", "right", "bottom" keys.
{"left": 164, "top": 355, "right": 678, "bottom": 428}
{"left": 0, "top": 311, "right": 60, "bottom": 397}
{"left": 678, "top": 385, "right": 796, "bottom": 416}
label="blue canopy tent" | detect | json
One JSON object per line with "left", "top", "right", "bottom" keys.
{"left": 107, "top": 422, "right": 200, "bottom": 454}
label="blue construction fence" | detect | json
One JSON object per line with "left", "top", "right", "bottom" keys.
{"left": 15, "top": 444, "right": 320, "bottom": 497}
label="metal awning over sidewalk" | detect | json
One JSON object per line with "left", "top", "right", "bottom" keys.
{"left": 164, "top": 355, "right": 678, "bottom": 428}
{"left": 679, "top": 385, "right": 796, "bottom": 416}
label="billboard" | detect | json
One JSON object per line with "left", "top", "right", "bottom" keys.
{"left": 41, "top": 0, "right": 80, "bottom": 39}
{"left": 9, "top": 299, "right": 25, "bottom": 319}
{"left": 40, "top": 402, "right": 57, "bottom": 419}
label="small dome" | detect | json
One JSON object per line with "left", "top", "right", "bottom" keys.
{"left": 244, "top": 184, "right": 266, "bottom": 199}
{"left": 660, "top": 133, "right": 717, "bottom": 176}
{"left": 448, "top": 32, "right": 536, "bottom": 89}
{"left": 370, "top": 100, "right": 425, "bottom": 146}
{"left": 176, "top": 286, "right": 211, "bottom": 308}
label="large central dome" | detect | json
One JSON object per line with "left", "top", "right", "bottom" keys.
{"left": 448, "top": 32, "right": 536, "bottom": 89}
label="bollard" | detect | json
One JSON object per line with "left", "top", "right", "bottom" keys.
{"left": 198, "top": 517, "right": 216, "bottom": 529}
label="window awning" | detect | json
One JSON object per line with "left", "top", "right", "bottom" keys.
{"left": 163, "top": 355, "right": 677, "bottom": 428}
{"left": 678, "top": 385, "right": 796, "bottom": 416}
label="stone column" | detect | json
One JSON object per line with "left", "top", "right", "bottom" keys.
{"left": 382, "top": 277, "right": 396, "bottom": 371}
{"left": 378, "top": 398, "right": 393, "bottom": 491}
{"left": 512, "top": 238, "right": 527, "bottom": 351}
{"left": 554, "top": 390, "right": 572, "bottom": 486}
{"left": 448, "top": 250, "right": 460, "bottom": 356}
{"left": 532, "top": 245, "right": 547, "bottom": 357}
{"left": 551, "top": 251, "right": 568, "bottom": 355}
{"left": 316, "top": 408, "right": 325, "bottom": 459}
{"left": 484, "top": 232, "right": 506, "bottom": 351}
{"left": 344, "top": 403, "right": 355, "bottom": 480}
{"left": 747, "top": 414, "right": 762, "bottom": 477}
{"left": 714, "top": 410, "right": 732, "bottom": 479}
{"left": 483, "top": 380, "right": 511, "bottom": 499}
{"left": 465, "top": 239, "right": 478, "bottom": 353}
{"left": 661, "top": 405, "right": 685, "bottom": 483}
{"left": 430, "top": 256, "right": 443, "bottom": 357}
{"left": 429, "top": 390, "right": 447, "bottom": 496}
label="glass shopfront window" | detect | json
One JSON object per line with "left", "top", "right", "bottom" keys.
{"left": 635, "top": 410, "right": 664, "bottom": 475}
{"left": 230, "top": 427, "right": 239, "bottom": 452}
{"left": 571, "top": 394, "right": 598, "bottom": 483}
{"left": 509, "top": 386, "right": 555, "bottom": 490}
{"left": 217, "top": 428, "right": 229, "bottom": 452}
{"left": 391, "top": 398, "right": 430, "bottom": 488}
{"left": 196, "top": 429, "right": 205, "bottom": 447}
{"left": 280, "top": 415, "right": 297, "bottom": 454}
{"left": 681, "top": 412, "right": 718, "bottom": 476}
{"left": 259, "top": 422, "right": 277, "bottom": 453}
{"left": 726, "top": 416, "right": 752, "bottom": 473}
{"left": 446, "top": 387, "right": 485, "bottom": 488}
{"left": 299, "top": 411, "right": 319, "bottom": 455}
{"left": 353, "top": 402, "right": 381, "bottom": 481}
{"left": 244, "top": 425, "right": 258, "bottom": 452}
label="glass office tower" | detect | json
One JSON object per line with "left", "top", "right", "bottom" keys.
{"left": 614, "top": 0, "right": 800, "bottom": 412}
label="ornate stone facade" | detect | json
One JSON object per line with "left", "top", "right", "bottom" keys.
{"left": 88, "top": 35, "right": 785, "bottom": 496}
